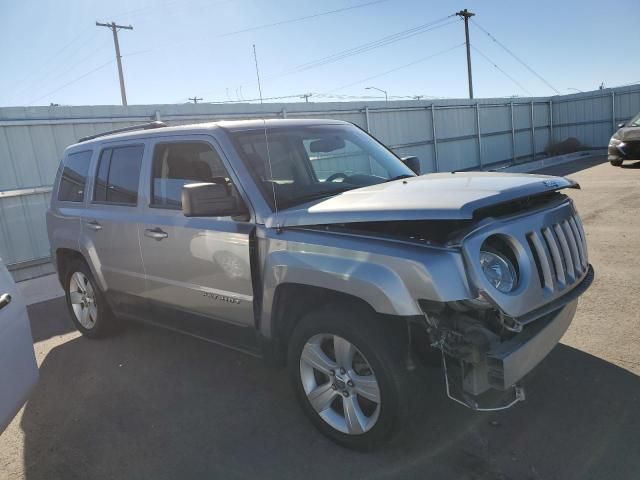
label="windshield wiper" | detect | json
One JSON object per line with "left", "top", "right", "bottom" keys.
{"left": 385, "top": 174, "right": 414, "bottom": 182}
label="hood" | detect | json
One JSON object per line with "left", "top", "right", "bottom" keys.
{"left": 265, "top": 172, "right": 578, "bottom": 228}
{"left": 614, "top": 126, "right": 640, "bottom": 142}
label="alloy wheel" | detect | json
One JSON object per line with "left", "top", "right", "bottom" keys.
{"left": 69, "top": 272, "right": 98, "bottom": 329}
{"left": 299, "top": 334, "right": 381, "bottom": 435}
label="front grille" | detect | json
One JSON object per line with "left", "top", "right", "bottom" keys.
{"left": 526, "top": 213, "right": 588, "bottom": 293}
{"left": 622, "top": 140, "right": 640, "bottom": 158}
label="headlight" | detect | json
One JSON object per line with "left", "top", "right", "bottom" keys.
{"left": 480, "top": 250, "right": 518, "bottom": 293}
{"left": 609, "top": 137, "right": 624, "bottom": 147}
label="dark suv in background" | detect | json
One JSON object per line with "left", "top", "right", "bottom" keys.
{"left": 609, "top": 111, "right": 640, "bottom": 166}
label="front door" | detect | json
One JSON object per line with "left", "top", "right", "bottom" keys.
{"left": 138, "top": 137, "right": 255, "bottom": 343}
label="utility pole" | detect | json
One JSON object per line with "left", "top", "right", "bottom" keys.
{"left": 96, "top": 21, "right": 133, "bottom": 106}
{"left": 455, "top": 9, "right": 475, "bottom": 99}
{"left": 300, "top": 93, "right": 313, "bottom": 103}
{"left": 189, "top": 96, "right": 203, "bottom": 104}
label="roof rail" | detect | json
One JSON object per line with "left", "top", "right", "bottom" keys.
{"left": 77, "top": 121, "right": 168, "bottom": 143}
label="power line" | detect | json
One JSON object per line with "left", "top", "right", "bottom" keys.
{"left": 110, "top": 0, "right": 237, "bottom": 25}
{"left": 470, "top": 19, "right": 560, "bottom": 94}
{"left": 8, "top": 0, "right": 234, "bottom": 100}
{"left": 218, "top": 0, "right": 391, "bottom": 38}
{"left": 200, "top": 91, "right": 442, "bottom": 104}
{"left": 315, "top": 93, "right": 441, "bottom": 100}
{"left": 612, "top": 79, "right": 640, "bottom": 88}
{"left": 220, "top": 43, "right": 463, "bottom": 104}
{"left": 214, "top": 15, "right": 459, "bottom": 102}
{"left": 21, "top": 41, "right": 112, "bottom": 97}
{"left": 27, "top": 59, "right": 115, "bottom": 105}
{"left": 109, "top": 0, "right": 395, "bottom": 76}
{"left": 323, "top": 43, "right": 465, "bottom": 94}
{"left": 471, "top": 46, "right": 533, "bottom": 96}
{"left": 279, "top": 15, "right": 457, "bottom": 76}
{"left": 5, "top": 27, "right": 91, "bottom": 87}
{"left": 5, "top": 27, "right": 99, "bottom": 104}
{"left": 24, "top": 41, "right": 146, "bottom": 105}
{"left": 206, "top": 93, "right": 309, "bottom": 104}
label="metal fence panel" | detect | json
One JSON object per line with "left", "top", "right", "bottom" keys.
{"left": 368, "top": 108, "right": 431, "bottom": 146}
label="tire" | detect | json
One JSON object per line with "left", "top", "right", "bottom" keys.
{"left": 63, "top": 259, "right": 116, "bottom": 338}
{"left": 610, "top": 159, "right": 623, "bottom": 166}
{"left": 288, "top": 303, "right": 414, "bottom": 450}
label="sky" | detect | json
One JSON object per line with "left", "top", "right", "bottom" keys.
{"left": 1, "top": 0, "right": 639, "bottom": 107}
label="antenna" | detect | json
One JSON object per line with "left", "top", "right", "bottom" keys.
{"left": 253, "top": 44, "right": 264, "bottom": 104}
{"left": 262, "top": 120, "right": 279, "bottom": 229}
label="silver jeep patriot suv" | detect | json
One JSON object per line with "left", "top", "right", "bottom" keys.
{"left": 47, "top": 119, "right": 593, "bottom": 450}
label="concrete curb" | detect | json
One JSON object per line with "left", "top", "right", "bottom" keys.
{"left": 496, "top": 149, "right": 607, "bottom": 174}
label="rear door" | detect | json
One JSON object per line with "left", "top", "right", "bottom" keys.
{"left": 138, "top": 136, "right": 255, "bottom": 345}
{"left": 81, "top": 142, "right": 147, "bottom": 311}
{"left": 0, "top": 261, "right": 38, "bottom": 433}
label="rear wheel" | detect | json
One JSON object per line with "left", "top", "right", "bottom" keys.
{"left": 610, "top": 158, "right": 623, "bottom": 166}
{"left": 288, "top": 304, "right": 413, "bottom": 450}
{"left": 63, "top": 260, "right": 115, "bottom": 338}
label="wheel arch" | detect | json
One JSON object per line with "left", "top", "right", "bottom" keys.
{"left": 54, "top": 248, "right": 105, "bottom": 292}
{"left": 263, "top": 283, "right": 412, "bottom": 368}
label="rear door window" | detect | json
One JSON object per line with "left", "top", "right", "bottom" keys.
{"left": 57, "top": 150, "right": 92, "bottom": 202}
{"left": 93, "top": 145, "right": 144, "bottom": 205}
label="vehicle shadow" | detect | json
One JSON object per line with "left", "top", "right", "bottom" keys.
{"left": 534, "top": 155, "right": 608, "bottom": 177}
{"left": 621, "top": 160, "right": 640, "bottom": 169}
{"left": 18, "top": 306, "right": 639, "bottom": 480}
{"left": 27, "top": 297, "right": 75, "bottom": 343}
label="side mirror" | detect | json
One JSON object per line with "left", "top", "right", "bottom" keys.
{"left": 182, "top": 182, "right": 239, "bottom": 217}
{"left": 401, "top": 156, "right": 421, "bottom": 175}
{"left": 618, "top": 122, "right": 626, "bottom": 129}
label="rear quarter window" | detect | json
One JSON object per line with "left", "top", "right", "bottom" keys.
{"left": 57, "top": 150, "right": 92, "bottom": 202}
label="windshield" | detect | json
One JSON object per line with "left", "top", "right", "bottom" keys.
{"left": 628, "top": 112, "right": 640, "bottom": 127}
{"left": 229, "top": 124, "right": 415, "bottom": 209}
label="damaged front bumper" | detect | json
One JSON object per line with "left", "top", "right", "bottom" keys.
{"left": 433, "top": 264, "right": 593, "bottom": 411}
{"left": 487, "top": 298, "right": 577, "bottom": 390}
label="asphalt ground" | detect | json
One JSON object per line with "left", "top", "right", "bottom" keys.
{"left": 1, "top": 155, "right": 639, "bottom": 480}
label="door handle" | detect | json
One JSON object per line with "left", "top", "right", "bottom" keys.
{"left": 85, "top": 220, "right": 102, "bottom": 231}
{"left": 144, "top": 228, "right": 168, "bottom": 241}
{"left": 0, "top": 293, "right": 12, "bottom": 311}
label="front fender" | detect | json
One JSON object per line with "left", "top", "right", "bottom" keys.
{"left": 266, "top": 249, "right": 418, "bottom": 315}
{"left": 258, "top": 228, "right": 473, "bottom": 338}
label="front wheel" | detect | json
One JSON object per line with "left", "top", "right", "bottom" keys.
{"left": 288, "top": 304, "right": 413, "bottom": 450}
{"left": 610, "top": 158, "right": 623, "bottom": 166}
